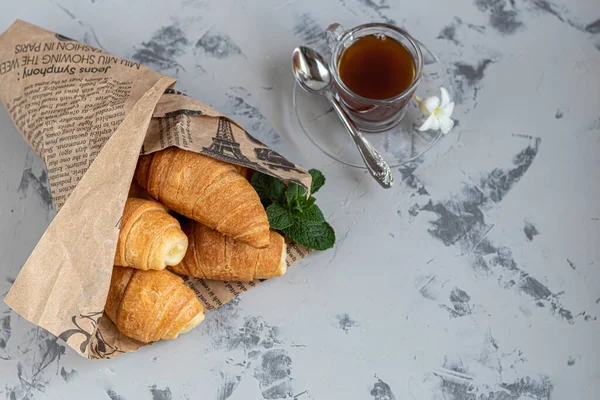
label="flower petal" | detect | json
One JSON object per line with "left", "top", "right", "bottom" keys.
{"left": 438, "top": 114, "right": 455, "bottom": 134}
{"left": 439, "top": 101, "right": 455, "bottom": 118}
{"left": 430, "top": 115, "right": 441, "bottom": 131}
{"left": 418, "top": 114, "right": 436, "bottom": 131}
{"left": 440, "top": 87, "right": 451, "bottom": 107}
{"left": 418, "top": 96, "right": 440, "bottom": 115}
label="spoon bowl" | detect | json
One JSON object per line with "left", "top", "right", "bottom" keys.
{"left": 292, "top": 47, "right": 332, "bottom": 94}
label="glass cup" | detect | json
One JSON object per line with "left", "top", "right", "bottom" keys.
{"left": 326, "top": 23, "right": 423, "bottom": 133}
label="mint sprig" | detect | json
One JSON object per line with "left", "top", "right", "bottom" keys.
{"left": 250, "top": 169, "right": 335, "bottom": 251}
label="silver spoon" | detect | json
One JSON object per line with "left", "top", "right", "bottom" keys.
{"left": 292, "top": 46, "right": 394, "bottom": 189}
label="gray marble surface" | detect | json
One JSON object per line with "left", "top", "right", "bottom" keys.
{"left": 1, "top": 0, "right": 599, "bottom": 399}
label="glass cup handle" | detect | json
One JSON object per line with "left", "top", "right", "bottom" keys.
{"left": 326, "top": 23, "right": 344, "bottom": 52}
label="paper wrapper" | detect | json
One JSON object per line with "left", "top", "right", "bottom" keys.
{"left": 0, "top": 20, "right": 311, "bottom": 359}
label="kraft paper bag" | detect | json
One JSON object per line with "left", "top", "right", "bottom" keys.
{"left": 0, "top": 20, "right": 311, "bottom": 359}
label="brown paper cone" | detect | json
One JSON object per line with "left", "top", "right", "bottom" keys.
{"left": 0, "top": 20, "right": 311, "bottom": 359}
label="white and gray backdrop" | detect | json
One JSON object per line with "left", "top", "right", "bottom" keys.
{"left": 0, "top": 0, "right": 599, "bottom": 399}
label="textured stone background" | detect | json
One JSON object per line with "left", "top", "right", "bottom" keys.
{"left": 0, "top": 0, "right": 599, "bottom": 399}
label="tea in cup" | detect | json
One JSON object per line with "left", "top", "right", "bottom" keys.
{"left": 326, "top": 23, "right": 423, "bottom": 132}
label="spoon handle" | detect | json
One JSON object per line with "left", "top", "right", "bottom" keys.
{"left": 326, "top": 93, "right": 394, "bottom": 188}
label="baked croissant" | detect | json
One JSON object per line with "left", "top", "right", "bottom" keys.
{"left": 105, "top": 266, "right": 205, "bottom": 343}
{"left": 171, "top": 220, "right": 287, "bottom": 281}
{"left": 135, "top": 147, "right": 270, "bottom": 248}
{"left": 114, "top": 198, "right": 188, "bottom": 271}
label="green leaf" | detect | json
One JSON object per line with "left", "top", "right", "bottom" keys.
{"left": 282, "top": 219, "right": 335, "bottom": 251}
{"left": 300, "top": 196, "right": 316, "bottom": 212}
{"left": 299, "top": 204, "right": 325, "bottom": 222}
{"left": 309, "top": 169, "right": 326, "bottom": 194}
{"left": 251, "top": 171, "right": 285, "bottom": 207}
{"left": 266, "top": 203, "right": 293, "bottom": 230}
{"left": 286, "top": 183, "right": 307, "bottom": 208}
{"left": 251, "top": 171, "right": 275, "bottom": 207}
{"left": 269, "top": 178, "right": 285, "bottom": 204}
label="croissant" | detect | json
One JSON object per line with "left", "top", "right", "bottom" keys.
{"left": 171, "top": 220, "right": 287, "bottom": 281}
{"left": 105, "top": 266, "right": 205, "bottom": 343}
{"left": 114, "top": 198, "right": 188, "bottom": 271}
{"left": 135, "top": 147, "right": 270, "bottom": 248}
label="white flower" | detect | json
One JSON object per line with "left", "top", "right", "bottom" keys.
{"left": 414, "top": 87, "right": 455, "bottom": 134}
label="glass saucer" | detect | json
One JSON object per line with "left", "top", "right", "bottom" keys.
{"left": 292, "top": 40, "right": 453, "bottom": 168}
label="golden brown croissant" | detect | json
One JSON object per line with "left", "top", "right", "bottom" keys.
{"left": 105, "top": 266, "right": 205, "bottom": 343}
{"left": 171, "top": 220, "right": 287, "bottom": 281}
{"left": 135, "top": 147, "right": 270, "bottom": 248}
{"left": 114, "top": 198, "right": 188, "bottom": 271}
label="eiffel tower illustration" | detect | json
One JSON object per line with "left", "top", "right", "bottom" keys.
{"left": 202, "top": 117, "right": 252, "bottom": 164}
{"left": 202, "top": 117, "right": 305, "bottom": 185}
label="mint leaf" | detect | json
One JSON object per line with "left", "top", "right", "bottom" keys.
{"left": 269, "top": 178, "right": 285, "bottom": 204}
{"left": 266, "top": 203, "right": 293, "bottom": 230}
{"left": 286, "top": 183, "right": 307, "bottom": 208}
{"left": 251, "top": 172, "right": 274, "bottom": 207}
{"left": 282, "top": 219, "right": 335, "bottom": 251}
{"left": 299, "top": 204, "right": 325, "bottom": 222}
{"left": 300, "top": 196, "right": 316, "bottom": 211}
{"left": 309, "top": 169, "right": 326, "bottom": 194}
{"left": 251, "top": 172, "right": 285, "bottom": 207}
